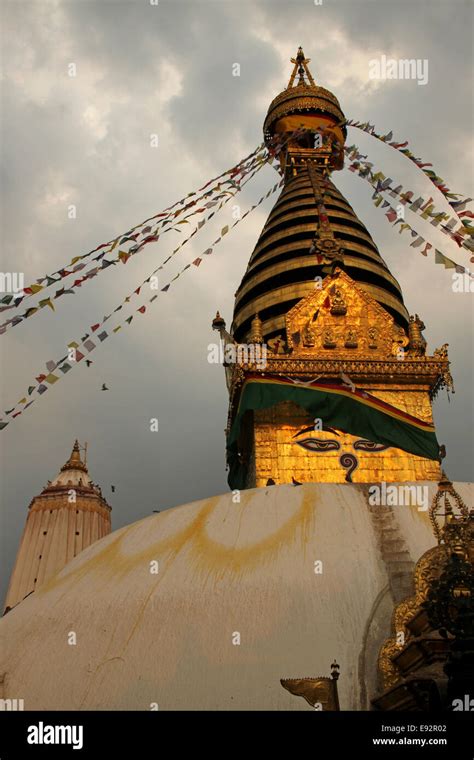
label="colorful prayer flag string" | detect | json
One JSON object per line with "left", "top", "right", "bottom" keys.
{"left": 346, "top": 120, "right": 473, "bottom": 224}
{"left": 0, "top": 130, "right": 297, "bottom": 334}
{"left": 1, "top": 177, "right": 284, "bottom": 428}
{"left": 345, "top": 151, "right": 474, "bottom": 277}
{"left": 0, "top": 147, "right": 271, "bottom": 333}
{"left": 0, "top": 143, "right": 265, "bottom": 309}
{"left": 344, "top": 146, "right": 474, "bottom": 257}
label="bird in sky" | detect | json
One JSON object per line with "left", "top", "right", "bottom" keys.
{"left": 111, "top": 485, "right": 116, "bottom": 493}
{"left": 266, "top": 478, "right": 276, "bottom": 486}
{"left": 101, "top": 383, "right": 109, "bottom": 391}
{"left": 85, "top": 360, "right": 93, "bottom": 367}
{"left": 292, "top": 476, "right": 302, "bottom": 486}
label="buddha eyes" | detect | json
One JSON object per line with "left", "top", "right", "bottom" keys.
{"left": 353, "top": 440, "right": 390, "bottom": 452}
{"left": 295, "top": 438, "right": 341, "bottom": 452}
{"left": 293, "top": 437, "right": 390, "bottom": 453}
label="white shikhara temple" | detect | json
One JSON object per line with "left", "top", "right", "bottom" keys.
{"left": 3, "top": 441, "right": 111, "bottom": 614}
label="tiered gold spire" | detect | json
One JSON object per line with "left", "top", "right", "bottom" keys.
{"left": 233, "top": 49, "right": 409, "bottom": 344}
{"left": 248, "top": 313, "right": 263, "bottom": 344}
{"left": 218, "top": 49, "right": 452, "bottom": 489}
{"left": 232, "top": 164, "right": 409, "bottom": 343}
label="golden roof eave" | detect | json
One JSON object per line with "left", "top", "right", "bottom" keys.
{"left": 228, "top": 355, "right": 451, "bottom": 392}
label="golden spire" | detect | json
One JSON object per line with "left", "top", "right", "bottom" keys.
{"left": 249, "top": 313, "right": 264, "bottom": 344}
{"left": 288, "top": 46, "right": 315, "bottom": 88}
{"left": 212, "top": 311, "right": 226, "bottom": 331}
{"left": 61, "top": 439, "right": 88, "bottom": 473}
{"left": 429, "top": 471, "right": 471, "bottom": 548}
{"left": 263, "top": 47, "right": 346, "bottom": 171}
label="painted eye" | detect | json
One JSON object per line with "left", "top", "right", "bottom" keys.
{"left": 295, "top": 438, "right": 341, "bottom": 452}
{"left": 353, "top": 439, "right": 389, "bottom": 452}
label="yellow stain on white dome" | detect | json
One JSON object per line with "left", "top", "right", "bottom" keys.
{"left": 1, "top": 482, "right": 471, "bottom": 711}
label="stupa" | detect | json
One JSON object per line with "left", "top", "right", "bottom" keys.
{"left": 0, "top": 49, "right": 469, "bottom": 714}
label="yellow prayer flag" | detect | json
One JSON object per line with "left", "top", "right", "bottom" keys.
{"left": 39, "top": 298, "right": 55, "bottom": 311}
{"left": 421, "top": 205, "right": 434, "bottom": 219}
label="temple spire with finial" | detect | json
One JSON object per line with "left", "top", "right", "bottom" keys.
{"left": 287, "top": 46, "right": 315, "bottom": 88}
{"left": 61, "top": 439, "right": 88, "bottom": 473}
{"left": 3, "top": 439, "right": 112, "bottom": 614}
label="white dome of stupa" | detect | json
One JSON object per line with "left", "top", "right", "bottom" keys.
{"left": 1, "top": 481, "right": 471, "bottom": 711}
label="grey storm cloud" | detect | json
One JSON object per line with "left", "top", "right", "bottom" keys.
{"left": 1, "top": 0, "right": 472, "bottom": 603}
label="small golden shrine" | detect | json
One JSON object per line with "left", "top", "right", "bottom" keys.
{"left": 373, "top": 475, "right": 473, "bottom": 710}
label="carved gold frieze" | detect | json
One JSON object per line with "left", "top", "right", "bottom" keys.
{"left": 229, "top": 270, "right": 451, "bottom": 402}
{"left": 229, "top": 357, "right": 451, "bottom": 398}
{"left": 284, "top": 269, "right": 406, "bottom": 357}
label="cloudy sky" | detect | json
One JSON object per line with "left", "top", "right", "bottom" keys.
{"left": 1, "top": 0, "right": 473, "bottom": 603}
